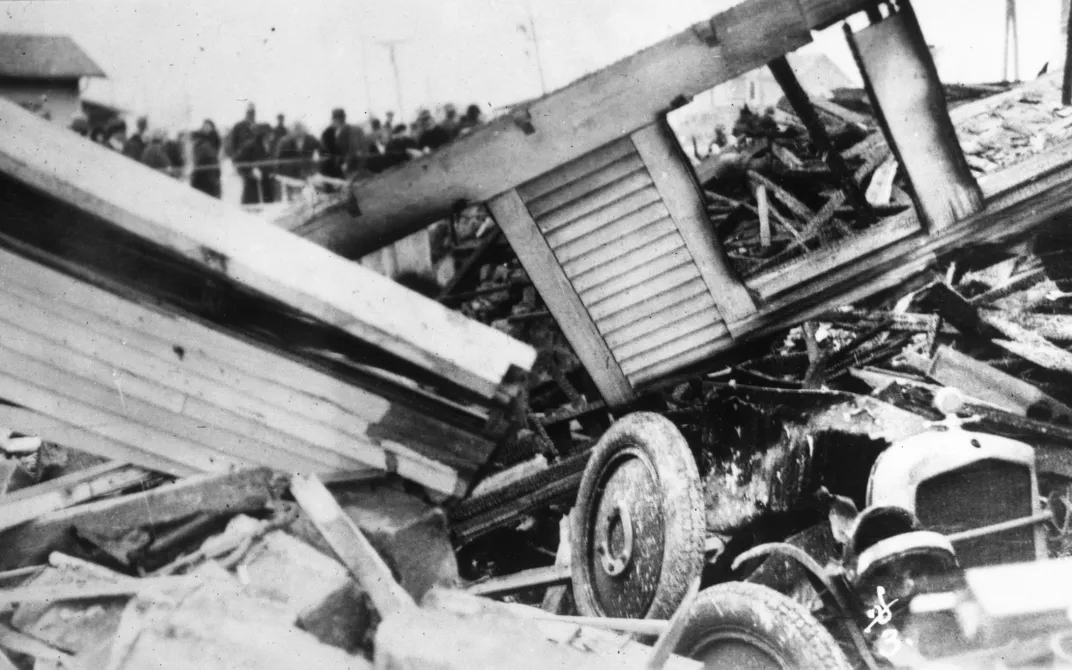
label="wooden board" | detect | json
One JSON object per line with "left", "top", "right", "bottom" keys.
{"left": 630, "top": 122, "right": 757, "bottom": 330}
{"left": 0, "top": 245, "right": 488, "bottom": 496}
{"left": 0, "top": 99, "right": 536, "bottom": 405}
{"left": 288, "top": 0, "right": 871, "bottom": 258}
{"left": 0, "top": 468, "right": 276, "bottom": 569}
{"left": 487, "top": 189, "right": 635, "bottom": 405}
{"left": 846, "top": 6, "right": 983, "bottom": 231}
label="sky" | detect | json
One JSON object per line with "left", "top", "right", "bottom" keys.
{"left": 2, "top": 0, "right": 1067, "bottom": 131}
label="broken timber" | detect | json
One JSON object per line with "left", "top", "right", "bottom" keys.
{"left": 286, "top": 0, "right": 870, "bottom": 258}
{"left": 0, "top": 102, "right": 539, "bottom": 496}
{"left": 0, "top": 99, "right": 536, "bottom": 406}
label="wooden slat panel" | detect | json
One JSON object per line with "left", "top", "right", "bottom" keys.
{"left": 526, "top": 153, "right": 647, "bottom": 219}
{"left": 0, "top": 285, "right": 475, "bottom": 477}
{"left": 0, "top": 327, "right": 354, "bottom": 474}
{"left": 534, "top": 172, "right": 654, "bottom": 234}
{"left": 620, "top": 325, "right": 725, "bottom": 376}
{"left": 488, "top": 189, "right": 634, "bottom": 405}
{"left": 589, "top": 265, "right": 699, "bottom": 322}
{"left": 0, "top": 248, "right": 475, "bottom": 494}
{"left": 627, "top": 340, "right": 725, "bottom": 386}
{"left": 551, "top": 202, "right": 669, "bottom": 263}
{"left": 0, "top": 405, "right": 196, "bottom": 477}
{"left": 0, "top": 99, "right": 537, "bottom": 404}
{"left": 0, "top": 277, "right": 484, "bottom": 474}
{"left": 612, "top": 311, "right": 726, "bottom": 361}
{"left": 517, "top": 139, "right": 636, "bottom": 203}
{"left": 564, "top": 228, "right": 680, "bottom": 279}
{"left": 605, "top": 293, "right": 720, "bottom": 349}
{"left": 580, "top": 253, "right": 693, "bottom": 309}
{"left": 598, "top": 278, "right": 710, "bottom": 335}
{"left": 571, "top": 233, "right": 687, "bottom": 293}
{"left": 543, "top": 189, "right": 664, "bottom": 245}
{"left": 630, "top": 122, "right": 757, "bottom": 330}
{"left": 555, "top": 214, "right": 675, "bottom": 266}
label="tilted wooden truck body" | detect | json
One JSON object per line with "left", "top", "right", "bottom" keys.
{"left": 285, "top": 0, "right": 1072, "bottom": 409}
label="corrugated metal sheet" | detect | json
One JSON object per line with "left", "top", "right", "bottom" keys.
{"left": 518, "top": 137, "right": 728, "bottom": 387}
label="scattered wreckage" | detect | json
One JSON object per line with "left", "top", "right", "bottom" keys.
{"left": 4, "top": 0, "right": 1072, "bottom": 667}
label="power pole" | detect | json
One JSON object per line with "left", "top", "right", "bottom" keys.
{"left": 378, "top": 39, "right": 410, "bottom": 121}
{"left": 1004, "top": 0, "right": 1019, "bottom": 82}
{"left": 360, "top": 39, "right": 374, "bottom": 116}
{"left": 524, "top": 1, "right": 548, "bottom": 96}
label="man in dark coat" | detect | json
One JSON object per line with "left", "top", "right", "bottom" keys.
{"left": 416, "top": 109, "right": 450, "bottom": 152}
{"left": 140, "top": 130, "right": 174, "bottom": 175}
{"left": 275, "top": 122, "right": 321, "bottom": 180}
{"left": 226, "top": 103, "right": 257, "bottom": 159}
{"left": 320, "top": 108, "right": 367, "bottom": 179}
{"left": 122, "top": 116, "right": 149, "bottom": 161}
{"left": 235, "top": 124, "right": 272, "bottom": 204}
{"left": 191, "top": 119, "right": 222, "bottom": 198}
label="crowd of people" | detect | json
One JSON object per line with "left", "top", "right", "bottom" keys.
{"left": 62, "top": 101, "right": 486, "bottom": 205}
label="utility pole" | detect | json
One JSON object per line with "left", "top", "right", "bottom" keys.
{"left": 360, "top": 39, "right": 374, "bottom": 116}
{"left": 377, "top": 39, "right": 410, "bottom": 121}
{"left": 1004, "top": 0, "right": 1019, "bottom": 82}
{"left": 523, "top": 1, "right": 548, "bottom": 96}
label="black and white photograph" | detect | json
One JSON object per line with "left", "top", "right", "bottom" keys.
{"left": 1, "top": 0, "right": 1072, "bottom": 667}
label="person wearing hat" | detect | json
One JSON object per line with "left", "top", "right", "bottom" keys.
{"left": 235, "top": 122, "right": 275, "bottom": 204}
{"left": 320, "top": 108, "right": 367, "bottom": 179}
{"left": 416, "top": 108, "right": 450, "bottom": 152}
{"left": 441, "top": 103, "right": 460, "bottom": 140}
{"left": 191, "top": 119, "right": 223, "bottom": 199}
{"left": 140, "top": 129, "right": 174, "bottom": 175}
{"left": 123, "top": 116, "right": 149, "bottom": 161}
{"left": 225, "top": 102, "right": 258, "bottom": 159}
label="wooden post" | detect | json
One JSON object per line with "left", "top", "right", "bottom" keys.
{"left": 1063, "top": 2, "right": 1072, "bottom": 105}
{"left": 767, "top": 56, "right": 875, "bottom": 227}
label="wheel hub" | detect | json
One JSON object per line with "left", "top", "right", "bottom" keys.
{"left": 597, "top": 500, "right": 634, "bottom": 576}
{"left": 587, "top": 447, "right": 666, "bottom": 618}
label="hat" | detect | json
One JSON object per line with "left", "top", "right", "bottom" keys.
{"left": 331, "top": 108, "right": 346, "bottom": 121}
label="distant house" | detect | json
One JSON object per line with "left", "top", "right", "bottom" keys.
{"left": 0, "top": 34, "right": 106, "bottom": 126}
{"left": 712, "top": 52, "right": 855, "bottom": 110}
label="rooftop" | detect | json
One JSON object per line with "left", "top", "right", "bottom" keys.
{"left": 0, "top": 33, "right": 106, "bottom": 79}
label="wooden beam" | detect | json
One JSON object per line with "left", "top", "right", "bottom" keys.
{"left": 0, "top": 468, "right": 277, "bottom": 570}
{"left": 630, "top": 122, "right": 757, "bottom": 331}
{"left": 290, "top": 474, "right": 415, "bottom": 618}
{"left": 0, "top": 245, "right": 481, "bottom": 496}
{"left": 466, "top": 565, "right": 572, "bottom": 597}
{"left": 289, "top": 0, "right": 872, "bottom": 258}
{"left": 0, "top": 99, "right": 536, "bottom": 405}
{"left": 487, "top": 189, "right": 634, "bottom": 405}
{"left": 845, "top": 3, "right": 983, "bottom": 231}
{"left": 0, "top": 462, "right": 155, "bottom": 533}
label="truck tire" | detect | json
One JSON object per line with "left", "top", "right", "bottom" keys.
{"left": 674, "top": 581, "right": 853, "bottom": 669}
{"left": 571, "top": 412, "right": 704, "bottom": 620}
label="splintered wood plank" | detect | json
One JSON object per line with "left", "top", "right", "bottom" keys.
{"left": 630, "top": 122, "right": 757, "bottom": 331}
{"left": 846, "top": 6, "right": 983, "bottom": 231}
{"left": 0, "top": 468, "right": 277, "bottom": 570}
{"left": 0, "top": 99, "right": 536, "bottom": 404}
{"left": 291, "top": 0, "right": 862, "bottom": 257}
{"left": 291, "top": 474, "right": 415, "bottom": 618}
{"left": 488, "top": 189, "right": 635, "bottom": 405}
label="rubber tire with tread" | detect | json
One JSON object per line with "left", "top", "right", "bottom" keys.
{"left": 571, "top": 412, "right": 705, "bottom": 620}
{"left": 674, "top": 581, "right": 853, "bottom": 670}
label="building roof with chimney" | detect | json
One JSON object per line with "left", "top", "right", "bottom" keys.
{"left": 0, "top": 34, "right": 106, "bottom": 80}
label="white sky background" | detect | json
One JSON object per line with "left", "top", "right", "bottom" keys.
{"left": 2, "top": 0, "right": 1066, "bottom": 132}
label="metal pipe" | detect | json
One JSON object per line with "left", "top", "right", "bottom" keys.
{"left": 946, "top": 510, "right": 1053, "bottom": 544}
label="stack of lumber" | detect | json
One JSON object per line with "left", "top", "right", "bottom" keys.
{"left": 0, "top": 99, "right": 537, "bottom": 498}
